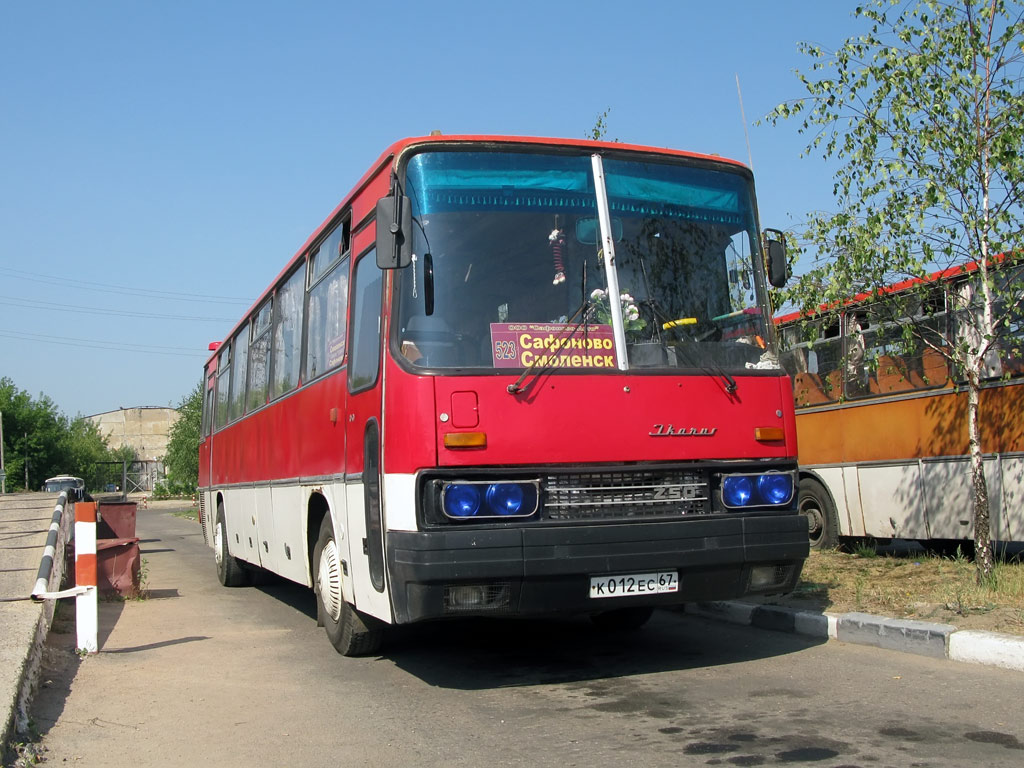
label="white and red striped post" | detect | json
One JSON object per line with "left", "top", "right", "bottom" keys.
{"left": 75, "top": 501, "right": 98, "bottom": 653}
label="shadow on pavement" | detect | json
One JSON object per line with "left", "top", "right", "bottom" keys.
{"left": 254, "top": 573, "right": 318, "bottom": 621}
{"left": 97, "top": 599, "right": 124, "bottom": 650}
{"left": 102, "top": 636, "right": 210, "bottom": 654}
{"left": 236, "top": 570, "right": 826, "bottom": 691}
{"left": 27, "top": 603, "right": 83, "bottom": 744}
{"left": 381, "top": 610, "right": 824, "bottom": 690}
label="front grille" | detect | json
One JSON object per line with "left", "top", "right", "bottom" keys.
{"left": 543, "top": 468, "right": 710, "bottom": 521}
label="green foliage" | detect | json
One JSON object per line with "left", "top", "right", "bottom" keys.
{"left": 766, "top": 0, "right": 1024, "bottom": 320}
{"left": 152, "top": 478, "right": 195, "bottom": 498}
{"left": 1, "top": 378, "right": 65, "bottom": 490}
{"left": 853, "top": 541, "right": 879, "bottom": 559}
{"left": 0, "top": 377, "right": 146, "bottom": 492}
{"left": 66, "top": 418, "right": 118, "bottom": 490}
{"left": 1, "top": 377, "right": 113, "bottom": 491}
{"left": 766, "top": 0, "right": 1024, "bottom": 578}
{"left": 162, "top": 382, "right": 202, "bottom": 493}
{"left": 587, "top": 107, "right": 618, "bottom": 142}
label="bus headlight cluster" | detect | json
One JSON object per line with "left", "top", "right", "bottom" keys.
{"left": 721, "top": 472, "right": 795, "bottom": 509}
{"left": 441, "top": 480, "right": 540, "bottom": 520}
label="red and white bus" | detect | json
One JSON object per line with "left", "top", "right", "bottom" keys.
{"left": 198, "top": 135, "right": 808, "bottom": 655}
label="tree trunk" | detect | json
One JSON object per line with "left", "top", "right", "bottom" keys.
{"left": 966, "top": 375, "right": 995, "bottom": 581}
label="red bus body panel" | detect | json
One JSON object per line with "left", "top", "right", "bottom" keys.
{"left": 205, "top": 373, "right": 347, "bottom": 486}
{"left": 383, "top": 364, "right": 796, "bottom": 474}
{"left": 201, "top": 367, "right": 795, "bottom": 486}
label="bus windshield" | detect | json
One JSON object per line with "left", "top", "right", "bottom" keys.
{"left": 395, "top": 149, "right": 776, "bottom": 372}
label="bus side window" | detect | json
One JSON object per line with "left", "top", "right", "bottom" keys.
{"left": 349, "top": 252, "right": 383, "bottom": 392}
{"left": 992, "top": 288, "right": 1024, "bottom": 377}
{"left": 202, "top": 371, "right": 215, "bottom": 437}
{"left": 228, "top": 324, "right": 249, "bottom": 422}
{"left": 307, "top": 256, "right": 350, "bottom": 379}
{"left": 306, "top": 217, "right": 351, "bottom": 380}
{"left": 271, "top": 266, "right": 305, "bottom": 399}
{"left": 215, "top": 344, "right": 231, "bottom": 430}
{"left": 247, "top": 299, "right": 273, "bottom": 412}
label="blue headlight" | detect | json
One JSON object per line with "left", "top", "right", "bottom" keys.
{"left": 444, "top": 484, "right": 481, "bottom": 517}
{"left": 486, "top": 483, "right": 524, "bottom": 515}
{"left": 722, "top": 476, "right": 754, "bottom": 507}
{"left": 758, "top": 473, "right": 794, "bottom": 505}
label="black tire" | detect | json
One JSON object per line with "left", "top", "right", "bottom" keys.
{"left": 590, "top": 606, "right": 654, "bottom": 631}
{"left": 800, "top": 477, "right": 839, "bottom": 550}
{"left": 214, "top": 505, "right": 250, "bottom": 587}
{"left": 313, "top": 516, "right": 383, "bottom": 656}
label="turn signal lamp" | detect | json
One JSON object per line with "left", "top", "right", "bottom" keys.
{"left": 754, "top": 427, "right": 785, "bottom": 442}
{"left": 444, "top": 432, "right": 487, "bottom": 449}
{"left": 721, "top": 472, "right": 794, "bottom": 509}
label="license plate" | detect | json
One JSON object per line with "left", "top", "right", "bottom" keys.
{"left": 589, "top": 571, "right": 679, "bottom": 599}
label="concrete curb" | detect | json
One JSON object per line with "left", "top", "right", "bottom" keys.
{"left": 1, "top": 496, "right": 72, "bottom": 759}
{"left": 686, "top": 601, "right": 1024, "bottom": 671}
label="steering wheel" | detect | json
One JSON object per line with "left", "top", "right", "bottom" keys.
{"left": 661, "top": 317, "right": 697, "bottom": 331}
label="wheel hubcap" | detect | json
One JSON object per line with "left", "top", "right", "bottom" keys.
{"left": 214, "top": 522, "right": 224, "bottom": 566}
{"left": 317, "top": 539, "right": 342, "bottom": 622}
{"left": 801, "top": 499, "right": 824, "bottom": 543}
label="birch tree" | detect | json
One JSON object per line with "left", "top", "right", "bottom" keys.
{"left": 766, "top": 0, "right": 1024, "bottom": 579}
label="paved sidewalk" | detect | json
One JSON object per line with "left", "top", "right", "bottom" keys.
{"left": 4, "top": 493, "right": 1023, "bottom": 760}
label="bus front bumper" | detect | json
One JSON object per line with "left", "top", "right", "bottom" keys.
{"left": 385, "top": 514, "right": 809, "bottom": 624}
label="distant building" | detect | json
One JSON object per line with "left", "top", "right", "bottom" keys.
{"left": 87, "top": 406, "right": 180, "bottom": 461}
{"left": 86, "top": 406, "right": 180, "bottom": 490}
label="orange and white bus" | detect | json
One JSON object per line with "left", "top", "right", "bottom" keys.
{"left": 777, "top": 261, "right": 1024, "bottom": 550}
{"left": 198, "top": 135, "right": 808, "bottom": 655}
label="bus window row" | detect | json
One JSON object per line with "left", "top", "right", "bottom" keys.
{"left": 203, "top": 215, "right": 352, "bottom": 435}
{"left": 780, "top": 295, "right": 1024, "bottom": 408}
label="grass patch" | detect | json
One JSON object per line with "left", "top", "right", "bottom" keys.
{"left": 774, "top": 546, "right": 1024, "bottom": 635}
{"left": 172, "top": 507, "right": 198, "bottom": 522}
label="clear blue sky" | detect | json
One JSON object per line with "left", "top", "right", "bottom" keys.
{"left": 1, "top": 0, "right": 856, "bottom": 419}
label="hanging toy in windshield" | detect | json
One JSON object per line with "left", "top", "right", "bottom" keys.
{"left": 549, "top": 217, "right": 566, "bottom": 285}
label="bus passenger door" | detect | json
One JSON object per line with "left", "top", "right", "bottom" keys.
{"left": 198, "top": 369, "right": 216, "bottom": 547}
{"left": 344, "top": 250, "right": 391, "bottom": 622}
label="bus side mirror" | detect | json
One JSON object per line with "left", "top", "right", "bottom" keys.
{"left": 376, "top": 195, "right": 413, "bottom": 269}
{"left": 763, "top": 229, "right": 789, "bottom": 288}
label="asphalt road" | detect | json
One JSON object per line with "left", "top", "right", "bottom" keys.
{"left": 23, "top": 505, "right": 1024, "bottom": 768}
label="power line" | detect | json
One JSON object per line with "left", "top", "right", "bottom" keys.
{"left": 0, "top": 329, "right": 207, "bottom": 358}
{"left": 0, "top": 295, "right": 236, "bottom": 323}
{"left": 0, "top": 266, "right": 253, "bottom": 305}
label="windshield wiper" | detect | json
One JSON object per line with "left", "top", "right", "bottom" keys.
{"left": 503, "top": 301, "right": 593, "bottom": 397}
{"left": 506, "top": 300, "right": 591, "bottom": 395}
{"left": 507, "top": 259, "right": 596, "bottom": 396}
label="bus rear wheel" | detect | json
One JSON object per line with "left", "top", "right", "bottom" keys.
{"left": 313, "top": 516, "right": 383, "bottom": 657}
{"left": 214, "top": 505, "right": 250, "bottom": 587}
{"left": 799, "top": 477, "right": 839, "bottom": 550}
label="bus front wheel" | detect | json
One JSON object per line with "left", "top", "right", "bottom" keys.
{"left": 313, "top": 516, "right": 383, "bottom": 657}
{"left": 799, "top": 477, "right": 839, "bottom": 550}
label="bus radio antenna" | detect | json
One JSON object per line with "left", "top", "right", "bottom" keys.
{"left": 736, "top": 73, "right": 754, "bottom": 172}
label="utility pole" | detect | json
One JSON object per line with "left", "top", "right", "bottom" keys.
{"left": 0, "top": 410, "right": 6, "bottom": 495}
